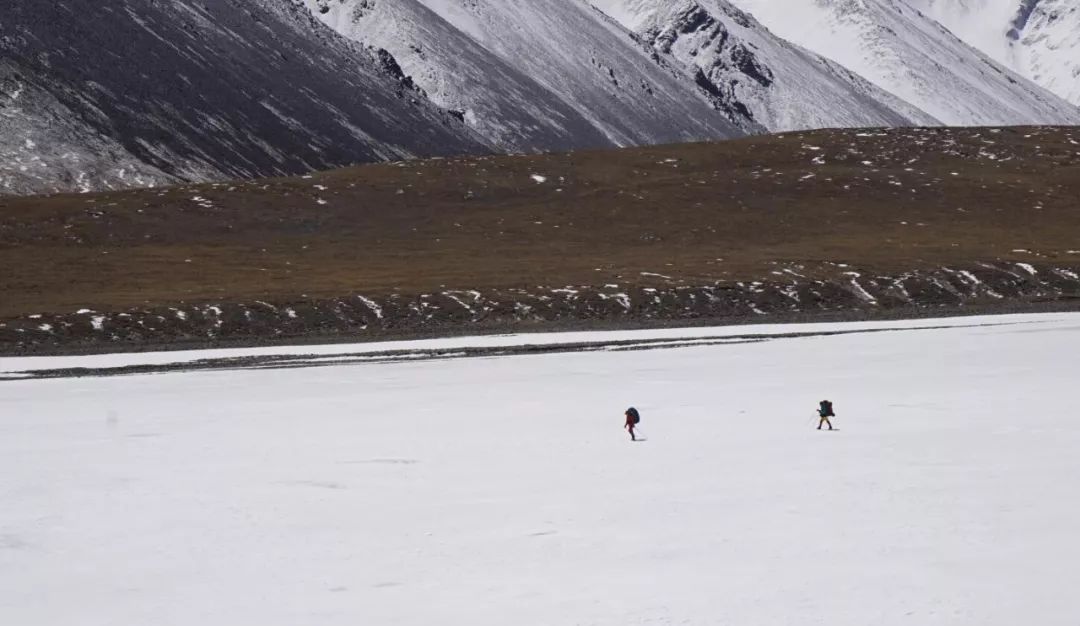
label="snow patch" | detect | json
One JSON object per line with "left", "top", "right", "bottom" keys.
{"left": 357, "top": 296, "right": 384, "bottom": 319}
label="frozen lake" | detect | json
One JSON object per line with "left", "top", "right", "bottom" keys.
{"left": 2, "top": 314, "right": 1079, "bottom": 624}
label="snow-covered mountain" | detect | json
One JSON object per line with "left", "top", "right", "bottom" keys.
{"left": 3, "top": 0, "right": 1079, "bottom": 197}
{"left": 0, "top": 0, "right": 487, "bottom": 196}
{"left": 590, "top": 0, "right": 940, "bottom": 130}
{"left": 306, "top": 0, "right": 612, "bottom": 152}
{"left": 306, "top": 0, "right": 750, "bottom": 151}
{"left": 729, "top": 0, "right": 1080, "bottom": 125}
{"left": 0, "top": 63, "right": 181, "bottom": 194}
{"left": 908, "top": 0, "right": 1080, "bottom": 106}
{"left": 307, "top": 0, "right": 1078, "bottom": 136}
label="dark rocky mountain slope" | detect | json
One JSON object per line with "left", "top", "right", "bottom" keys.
{"left": 0, "top": 0, "right": 488, "bottom": 196}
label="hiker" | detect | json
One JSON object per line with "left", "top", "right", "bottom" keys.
{"left": 817, "top": 400, "right": 835, "bottom": 430}
{"left": 624, "top": 407, "right": 640, "bottom": 441}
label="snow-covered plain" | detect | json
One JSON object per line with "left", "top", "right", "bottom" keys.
{"left": 3, "top": 314, "right": 1080, "bottom": 624}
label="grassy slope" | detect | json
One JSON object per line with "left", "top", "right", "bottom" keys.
{"left": 1, "top": 126, "right": 1078, "bottom": 319}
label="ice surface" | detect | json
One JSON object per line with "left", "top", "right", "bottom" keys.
{"left": 0, "top": 313, "right": 1062, "bottom": 374}
{"left": 3, "top": 314, "right": 1080, "bottom": 624}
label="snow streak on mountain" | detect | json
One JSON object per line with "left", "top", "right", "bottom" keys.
{"left": 729, "top": 0, "right": 1080, "bottom": 125}
{"left": 909, "top": 0, "right": 1080, "bottom": 106}
{"left": 590, "top": 0, "right": 940, "bottom": 131}
{"left": 307, "top": 0, "right": 749, "bottom": 152}
{"left": 0, "top": 0, "right": 486, "bottom": 196}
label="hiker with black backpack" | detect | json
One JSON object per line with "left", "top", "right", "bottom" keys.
{"left": 624, "top": 407, "right": 640, "bottom": 441}
{"left": 817, "top": 400, "right": 835, "bottom": 430}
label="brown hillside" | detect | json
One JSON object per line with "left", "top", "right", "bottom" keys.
{"left": 2, "top": 126, "right": 1079, "bottom": 352}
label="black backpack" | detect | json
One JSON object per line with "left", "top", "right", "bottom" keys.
{"left": 627, "top": 407, "right": 641, "bottom": 424}
{"left": 819, "top": 400, "right": 835, "bottom": 417}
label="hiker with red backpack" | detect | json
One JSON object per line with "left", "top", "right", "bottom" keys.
{"left": 624, "top": 407, "right": 640, "bottom": 441}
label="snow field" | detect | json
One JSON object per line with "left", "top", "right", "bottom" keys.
{"left": 2, "top": 315, "right": 1080, "bottom": 624}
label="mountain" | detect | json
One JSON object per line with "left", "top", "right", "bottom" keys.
{"left": 908, "top": 0, "right": 1080, "bottom": 106}
{"left": 589, "top": 0, "right": 940, "bottom": 131}
{"left": 729, "top": 0, "right": 1080, "bottom": 125}
{"left": 305, "top": 0, "right": 612, "bottom": 152}
{"left": 306, "top": 0, "right": 751, "bottom": 151}
{"left": 5, "top": 0, "right": 1080, "bottom": 198}
{"left": 0, "top": 0, "right": 487, "bottom": 196}
{"left": 0, "top": 65, "right": 180, "bottom": 195}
